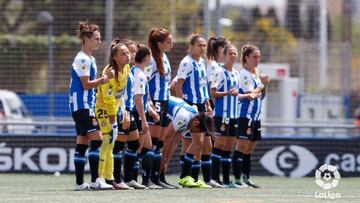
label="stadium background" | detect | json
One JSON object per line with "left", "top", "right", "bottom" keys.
{"left": 0, "top": 0, "right": 359, "bottom": 178}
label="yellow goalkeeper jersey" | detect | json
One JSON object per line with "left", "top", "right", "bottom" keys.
{"left": 96, "top": 64, "right": 130, "bottom": 116}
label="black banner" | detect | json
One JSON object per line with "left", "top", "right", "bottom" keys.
{"left": 0, "top": 136, "right": 359, "bottom": 177}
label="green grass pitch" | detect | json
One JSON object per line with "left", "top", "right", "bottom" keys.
{"left": 0, "top": 174, "right": 359, "bottom": 202}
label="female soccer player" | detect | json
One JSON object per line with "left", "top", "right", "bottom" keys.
{"left": 121, "top": 39, "right": 137, "bottom": 66}
{"left": 146, "top": 27, "right": 173, "bottom": 188}
{"left": 131, "top": 44, "right": 162, "bottom": 189}
{"left": 234, "top": 44, "right": 270, "bottom": 188}
{"left": 164, "top": 96, "right": 215, "bottom": 188}
{"left": 175, "top": 34, "right": 219, "bottom": 188}
{"left": 69, "top": 21, "right": 114, "bottom": 190}
{"left": 210, "top": 44, "right": 241, "bottom": 188}
{"left": 206, "top": 37, "right": 229, "bottom": 88}
{"left": 96, "top": 38, "right": 133, "bottom": 190}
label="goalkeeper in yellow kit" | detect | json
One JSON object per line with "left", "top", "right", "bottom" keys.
{"left": 95, "top": 38, "right": 132, "bottom": 189}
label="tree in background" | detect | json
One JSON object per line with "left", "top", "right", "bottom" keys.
{"left": 251, "top": 6, "right": 262, "bottom": 25}
{"left": 251, "top": 18, "right": 297, "bottom": 62}
{"left": 0, "top": 0, "right": 50, "bottom": 34}
{"left": 266, "top": 7, "right": 279, "bottom": 27}
{"left": 304, "top": 3, "right": 332, "bottom": 40}
{"left": 285, "top": 0, "right": 302, "bottom": 38}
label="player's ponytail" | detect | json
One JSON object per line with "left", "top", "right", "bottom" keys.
{"left": 206, "top": 36, "right": 229, "bottom": 63}
{"left": 148, "top": 27, "right": 171, "bottom": 76}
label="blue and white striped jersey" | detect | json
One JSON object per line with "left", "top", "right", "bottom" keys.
{"left": 177, "top": 55, "right": 209, "bottom": 104}
{"left": 168, "top": 96, "right": 198, "bottom": 132}
{"left": 123, "top": 71, "right": 135, "bottom": 111}
{"left": 211, "top": 67, "right": 240, "bottom": 119}
{"left": 69, "top": 51, "right": 97, "bottom": 113}
{"left": 238, "top": 68, "right": 263, "bottom": 120}
{"left": 132, "top": 66, "right": 149, "bottom": 113}
{"left": 145, "top": 54, "right": 171, "bottom": 101}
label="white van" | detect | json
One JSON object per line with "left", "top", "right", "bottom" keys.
{"left": 0, "top": 90, "right": 34, "bottom": 134}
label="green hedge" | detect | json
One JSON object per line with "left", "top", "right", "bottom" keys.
{"left": 0, "top": 34, "right": 81, "bottom": 93}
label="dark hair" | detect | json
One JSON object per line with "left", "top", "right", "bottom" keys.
{"left": 195, "top": 112, "right": 215, "bottom": 136}
{"left": 77, "top": 21, "right": 99, "bottom": 43}
{"left": 241, "top": 43, "right": 259, "bottom": 66}
{"left": 120, "top": 38, "right": 136, "bottom": 47}
{"left": 189, "top": 34, "right": 204, "bottom": 45}
{"left": 148, "top": 27, "right": 171, "bottom": 76}
{"left": 108, "top": 38, "right": 126, "bottom": 83}
{"left": 223, "top": 43, "right": 237, "bottom": 55}
{"left": 206, "top": 36, "right": 229, "bottom": 61}
{"left": 135, "top": 44, "right": 151, "bottom": 63}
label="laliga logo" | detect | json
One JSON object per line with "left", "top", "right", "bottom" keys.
{"left": 260, "top": 145, "right": 318, "bottom": 177}
{"left": 315, "top": 164, "right": 341, "bottom": 190}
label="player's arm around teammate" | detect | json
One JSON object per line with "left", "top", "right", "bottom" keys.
{"left": 70, "top": 21, "right": 115, "bottom": 191}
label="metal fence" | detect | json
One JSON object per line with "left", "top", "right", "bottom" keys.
{"left": 0, "top": 0, "right": 359, "bottom": 119}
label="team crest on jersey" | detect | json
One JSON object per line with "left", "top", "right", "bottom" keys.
{"left": 145, "top": 66, "right": 152, "bottom": 74}
{"left": 243, "top": 79, "right": 250, "bottom": 87}
{"left": 101, "top": 121, "right": 106, "bottom": 127}
{"left": 92, "top": 118, "right": 98, "bottom": 126}
{"left": 81, "top": 64, "right": 86, "bottom": 70}
{"left": 107, "top": 87, "right": 113, "bottom": 96}
{"left": 177, "top": 120, "right": 185, "bottom": 129}
{"left": 140, "top": 83, "right": 144, "bottom": 89}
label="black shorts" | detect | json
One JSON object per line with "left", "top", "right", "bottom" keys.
{"left": 237, "top": 117, "right": 262, "bottom": 141}
{"left": 72, "top": 109, "right": 100, "bottom": 136}
{"left": 213, "top": 116, "right": 238, "bottom": 136}
{"left": 184, "top": 100, "right": 206, "bottom": 112}
{"left": 132, "top": 111, "right": 143, "bottom": 132}
{"left": 118, "top": 111, "right": 138, "bottom": 135}
{"left": 147, "top": 100, "right": 170, "bottom": 127}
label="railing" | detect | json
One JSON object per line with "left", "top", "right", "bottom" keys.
{"left": 0, "top": 117, "right": 359, "bottom": 139}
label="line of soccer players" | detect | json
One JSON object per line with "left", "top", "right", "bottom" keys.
{"left": 69, "top": 22, "right": 270, "bottom": 191}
